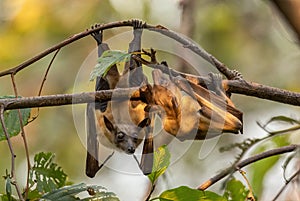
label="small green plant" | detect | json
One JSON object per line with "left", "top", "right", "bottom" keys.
{"left": 1, "top": 152, "right": 119, "bottom": 201}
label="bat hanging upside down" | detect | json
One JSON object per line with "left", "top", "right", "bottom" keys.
{"left": 86, "top": 21, "right": 153, "bottom": 178}
{"left": 85, "top": 20, "right": 243, "bottom": 178}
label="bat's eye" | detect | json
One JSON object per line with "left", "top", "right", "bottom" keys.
{"left": 117, "top": 132, "right": 125, "bottom": 141}
{"left": 132, "top": 134, "right": 138, "bottom": 143}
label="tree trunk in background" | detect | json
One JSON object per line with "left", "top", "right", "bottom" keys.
{"left": 271, "top": 0, "right": 300, "bottom": 42}
{"left": 177, "top": 0, "right": 196, "bottom": 74}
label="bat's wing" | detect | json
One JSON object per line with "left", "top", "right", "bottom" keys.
{"left": 86, "top": 27, "right": 119, "bottom": 178}
{"left": 173, "top": 75, "right": 243, "bottom": 139}
{"left": 150, "top": 66, "right": 243, "bottom": 140}
{"left": 125, "top": 20, "right": 153, "bottom": 175}
{"left": 86, "top": 103, "right": 101, "bottom": 178}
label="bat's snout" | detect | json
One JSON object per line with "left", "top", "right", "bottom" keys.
{"left": 127, "top": 146, "right": 135, "bottom": 154}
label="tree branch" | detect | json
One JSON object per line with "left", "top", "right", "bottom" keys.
{"left": 1, "top": 19, "right": 300, "bottom": 108}
{"left": 226, "top": 80, "right": 300, "bottom": 106}
{"left": 1, "top": 78, "right": 300, "bottom": 111}
{"left": 0, "top": 88, "right": 140, "bottom": 110}
{"left": 198, "top": 144, "right": 299, "bottom": 191}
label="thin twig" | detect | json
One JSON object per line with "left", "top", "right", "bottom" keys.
{"left": 10, "top": 74, "right": 31, "bottom": 199}
{"left": 145, "top": 184, "right": 156, "bottom": 201}
{"left": 38, "top": 49, "right": 60, "bottom": 96}
{"left": 0, "top": 105, "right": 24, "bottom": 201}
{"left": 272, "top": 168, "right": 300, "bottom": 201}
{"left": 0, "top": 20, "right": 135, "bottom": 77}
{"left": 31, "top": 49, "right": 61, "bottom": 123}
{"left": 198, "top": 144, "right": 299, "bottom": 190}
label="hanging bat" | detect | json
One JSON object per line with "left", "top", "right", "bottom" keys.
{"left": 85, "top": 21, "right": 152, "bottom": 178}
{"left": 150, "top": 63, "right": 243, "bottom": 140}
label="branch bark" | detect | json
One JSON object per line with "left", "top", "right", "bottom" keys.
{"left": 0, "top": 88, "right": 140, "bottom": 110}
{"left": 1, "top": 78, "right": 300, "bottom": 110}
{"left": 226, "top": 80, "right": 300, "bottom": 106}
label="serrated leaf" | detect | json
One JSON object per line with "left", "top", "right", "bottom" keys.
{"left": 0, "top": 96, "right": 31, "bottom": 141}
{"left": 158, "top": 186, "right": 227, "bottom": 201}
{"left": 29, "top": 152, "right": 67, "bottom": 194}
{"left": 27, "top": 189, "right": 42, "bottom": 200}
{"left": 42, "top": 183, "right": 119, "bottom": 201}
{"left": 223, "top": 178, "right": 249, "bottom": 201}
{"left": 89, "top": 50, "right": 131, "bottom": 81}
{"left": 148, "top": 145, "right": 171, "bottom": 184}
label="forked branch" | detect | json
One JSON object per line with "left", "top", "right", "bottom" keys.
{"left": 0, "top": 20, "right": 299, "bottom": 107}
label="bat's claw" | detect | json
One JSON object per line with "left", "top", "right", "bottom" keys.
{"left": 230, "top": 69, "right": 243, "bottom": 80}
{"left": 131, "top": 19, "right": 146, "bottom": 29}
{"left": 90, "top": 23, "right": 103, "bottom": 45}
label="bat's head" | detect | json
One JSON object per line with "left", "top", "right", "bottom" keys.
{"left": 103, "top": 115, "right": 150, "bottom": 154}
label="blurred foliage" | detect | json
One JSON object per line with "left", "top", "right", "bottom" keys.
{"left": 0, "top": 152, "right": 117, "bottom": 200}
{"left": 1, "top": 0, "right": 300, "bottom": 200}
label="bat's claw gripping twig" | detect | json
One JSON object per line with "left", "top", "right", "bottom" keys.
{"left": 90, "top": 24, "right": 103, "bottom": 45}
{"left": 131, "top": 19, "right": 146, "bottom": 30}
{"left": 230, "top": 69, "right": 243, "bottom": 81}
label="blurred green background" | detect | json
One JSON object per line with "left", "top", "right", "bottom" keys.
{"left": 1, "top": 0, "right": 300, "bottom": 200}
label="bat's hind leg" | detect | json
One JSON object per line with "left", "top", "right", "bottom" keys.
{"left": 208, "top": 73, "right": 235, "bottom": 107}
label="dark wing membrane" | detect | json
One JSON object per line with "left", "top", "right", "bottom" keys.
{"left": 86, "top": 103, "right": 100, "bottom": 178}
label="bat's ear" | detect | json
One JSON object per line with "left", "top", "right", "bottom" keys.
{"left": 103, "top": 116, "right": 114, "bottom": 132}
{"left": 138, "top": 118, "right": 151, "bottom": 128}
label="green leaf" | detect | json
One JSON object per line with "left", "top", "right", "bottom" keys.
{"left": 27, "top": 189, "right": 42, "bottom": 200}
{"left": 271, "top": 134, "right": 289, "bottom": 147}
{"left": 250, "top": 144, "right": 280, "bottom": 198}
{"left": 89, "top": 50, "right": 131, "bottom": 81}
{"left": 29, "top": 152, "right": 67, "bottom": 194}
{"left": 0, "top": 96, "right": 31, "bottom": 141}
{"left": 41, "top": 183, "right": 119, "bottom": 201}
{"left": 223, "top": 178, "right": 249, "bottom": 201}
{"left": 5, "top": 176, "right": 11, "bottom": 200}
{"left": 0, "top": 194, "right": 18, "bottom": 201}
{"left": 148, "top": 145, "right": 171, "bottom": 184}
{"left": 157, "top": 186, "right": 226, "bottom": 201}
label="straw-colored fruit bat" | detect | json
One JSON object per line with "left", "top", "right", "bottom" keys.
{"left": 150, "top": 67, "right": 242, "bottom": 140}
{"left": 85, "top": 21, "right": 152, "bottom": 178}
{"left": 85, "top": 20, "right": 243, "bottom": 178}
